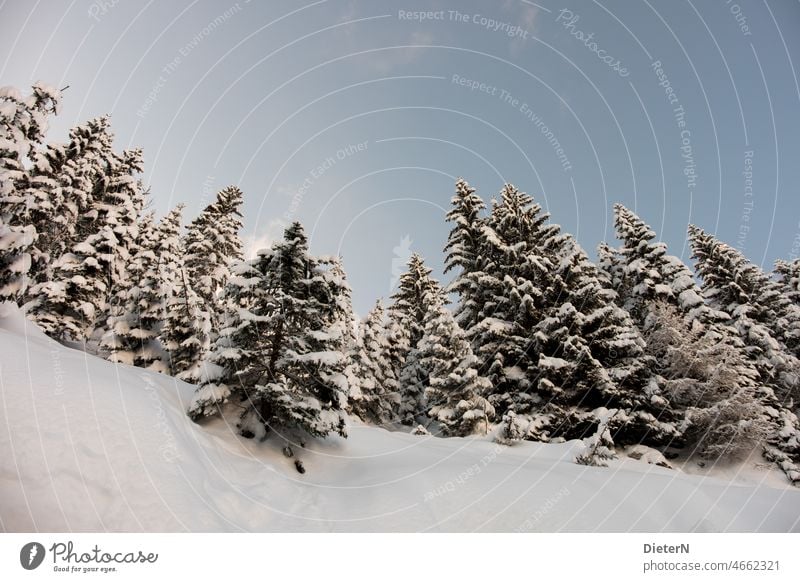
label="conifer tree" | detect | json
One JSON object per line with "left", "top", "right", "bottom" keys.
{"left": 183, "top": 185, "right": 243, "bottom": 330}
{"left": 188, "top": 222, "right": 348, "bottom": 442}
{"left": 0, "top": 83, "right": 61, "bottom": 302}
{"left": 24, "top": 116, "right": 113, "bottom": 288}
{"left": 688, "top": 225, "right": 800, "bottom": 404}
{"left": 389, "top": 253, "right": 446, "bottom": 424}
{"left": 444, "top": 178, "right": 488, "bottom": 331}
{"left": 28, "top": 145, "right": 145, "bottom": 342}
{"left": 347, "top": 300, "right": 397, "bottom": 424}
{"left": 775, "top": 259, "right": 800, "bottom": 306}
{"left": 419, "top": 302, "right": 494, "bottom": 436}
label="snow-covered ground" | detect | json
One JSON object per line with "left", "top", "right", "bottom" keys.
{"left": 1, "top": 304, "right": 799, "bottom": 532}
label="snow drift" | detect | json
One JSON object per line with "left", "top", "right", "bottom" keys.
{"left": 1, "top": 304, "right": 798, "bottom": 532}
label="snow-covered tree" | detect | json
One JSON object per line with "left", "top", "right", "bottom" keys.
{"left": 444, "top": 178, "right": 488, "bottom": 331}
{"left": 471, "top": 183, "right": 559, "bottom": 414}
{"left": 27, "top": 144, "right": 145, "bottom": 342}
{"left": 607, "top": 204, "right": 713, "bottom": 326}
{"left": 0, "top": 83, "right": 61, "bottom": 302}
{"left": 775, "top": 259, "right": 800, "bottom": 306}
{"left": 688, "top": 225, "right": 800, "bottom": 404}
{"left": 103, "top": 205, "right": 184, "bottom": 371}
{"left": 183, "top": 185, "right": 243, "bottom": 330}
{"left": 347, "top": 300, "right": 397, "bottom": 425}
{"left": 419, "top": 302, "right": 494, "bottom": 436}
{"left": 24, "top": 116, "right": 114, "bottom": 289}
{"left": 389, "top": 253, "right": 446, "bottom": 424}
{"left": 188, "top": 222, "right": 348, "bottom": 443}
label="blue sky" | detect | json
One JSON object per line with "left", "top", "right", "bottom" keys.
{"left": 2, "top": 0, "right": 800, "bottom": 315}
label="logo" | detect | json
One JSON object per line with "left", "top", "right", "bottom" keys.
{"left": 20, "top": 542, "right": 45, "bottom": 570}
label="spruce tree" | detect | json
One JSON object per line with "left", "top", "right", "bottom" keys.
{"left": 188, "top": 222, "right": 348, "bottom": 442}
{"left": 0, "top": 83, "right": 61, "bottom": 302}
{"left": 688, "top": 225, "right": 800, "bottom": 404}
{"left": 443, "top": 178, "right": 488, "bottom": 331}
{"left": 347, "top": 300, "right": 397, "bottom": 425}
{"left": 183, "top": 185, "right": 243, "bottom": 330}
{"left": 419, "top": 302, "right": 494, "bottom": 436}
{"left": 28, "top": 144, "right": 145, "bottom": 342}
{"left": 389, "top": 253, "right": 446, "bottom": 424}
{"left": 775, "top": 259, "right": 800, "bottom": 306}
{"left": 24, "top": 116, "right": 113, "bottom": 288}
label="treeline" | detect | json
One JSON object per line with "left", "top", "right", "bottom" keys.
{"left": 1, "top": 83, "right": 798, "bottom": 482}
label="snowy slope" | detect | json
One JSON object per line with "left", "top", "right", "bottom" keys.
{"left": 1, "top": 304, "right": 799, "bottom": 532}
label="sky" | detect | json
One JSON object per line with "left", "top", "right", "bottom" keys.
{"left": 2, "top": 0, "right": 800, "bottom": 315}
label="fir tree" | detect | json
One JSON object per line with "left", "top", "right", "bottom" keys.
{"left": 0, "top": 83, "right": 61, "bottom": 302}
{"left": 775, "top": 259, "right": 800, "bottom": 306}
{"left": 419, "top": 302, "right": 494, "bottom": 436}
{"left": 443, "top": 178, "right": 488, "bottom": 331}
{"left": 183, "top": 185, "right": 243, "bottom": 330}
{"left": 24, "top": 116, "right": 113, "bottom": 288}
{"left": 347, "top": 300, "right": 397, "bottom": 424}
{"left": 28, "top": 144, "right": 145, "bottom": 342}
{"left": 389, "top": 253, "right": 446, "bottom": 424}
{"left": 688, "top": 225, "right": 800, "bottom": 404}
{"left": 188, "top": 222, "right": 348, "bottom": 443}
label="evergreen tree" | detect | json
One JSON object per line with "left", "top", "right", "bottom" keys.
{"left": 347, "top": 300, "right": 397, "bottom": 424}
{"left": 183, "top": 185, "right": 243, "bottom": 330}
{"left": 775, "top": 259, "right": 800, "bottom": 306}
{"left": 471, "top": 184, "right": 559, "bottom": 414}
{"left": 0, "top": 83, "right": 61, "bottom": 302}
{"left": 163, "top": 255, "right": 211, "bottom": 381}
{"left": 688, "top": 225, "right": 800, "bottom": 404}
{"left": 419, "top": 302, "right": 494, "bottom": 436}
{"left": 24, "top": 116, "right": 113, "bottom": 288}
{"left": 28, "top": 144, "right": 145, "bottom": 342}
{"left": 103, "top": 205, "right": 184, "bottom": 371}
{"left": 389, "top": 253, "right": 446, "bottom": 424}
{"left": 188, "top": 222, "right": 348, "bottom": 442}
{"left": 608, "top": 204, "right": 712, "bottom": 326}
{"left": 443, "top": 178, "right": 488, "bottom": 331}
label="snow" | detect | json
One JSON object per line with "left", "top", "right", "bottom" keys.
{"left": 2, "top": 303, "right": 799, "bottom": 532}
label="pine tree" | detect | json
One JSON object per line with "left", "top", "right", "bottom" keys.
{"left": 183, "top": 185, "right": 243, "bottom": 330}
{"left": 608, "top": 204, "right": 713, "bottom": 326}
{"left": 389, "top": 253, "right": 446, "bottom": 424}
{"left": 188, "top": 222, "right": 348, "bottom": 442}
{"left": 347, "top": 300, "right": 397, "bottom": 424}
{"left": 0, "top": 83, "right": 61, "bottom": 302}
{"left": 28, "top": 143, "right": 145, "bottom": 342}
{"left": 443, "top": 178, "right": 488, "bottom": 331}
{"left": 775, "top": 259, "right": 800, "bottom": 306}
{"left": 471, "top": 184, "right": 559, "bottom": 414}
{"left": 688, "top": 225, "right": 800, "bottom": 404}
{"left": 24, "top": 116, "right": 113, "bottom": 288}
{"left": 419, "top": 302, "right": 494, "bottom": 436}
{"left": 103, "top": 205, "right": 184, "bottom": 371}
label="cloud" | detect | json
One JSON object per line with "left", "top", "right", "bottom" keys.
{"left": 242, "top": 218, "right": 288, "bottom": 259}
